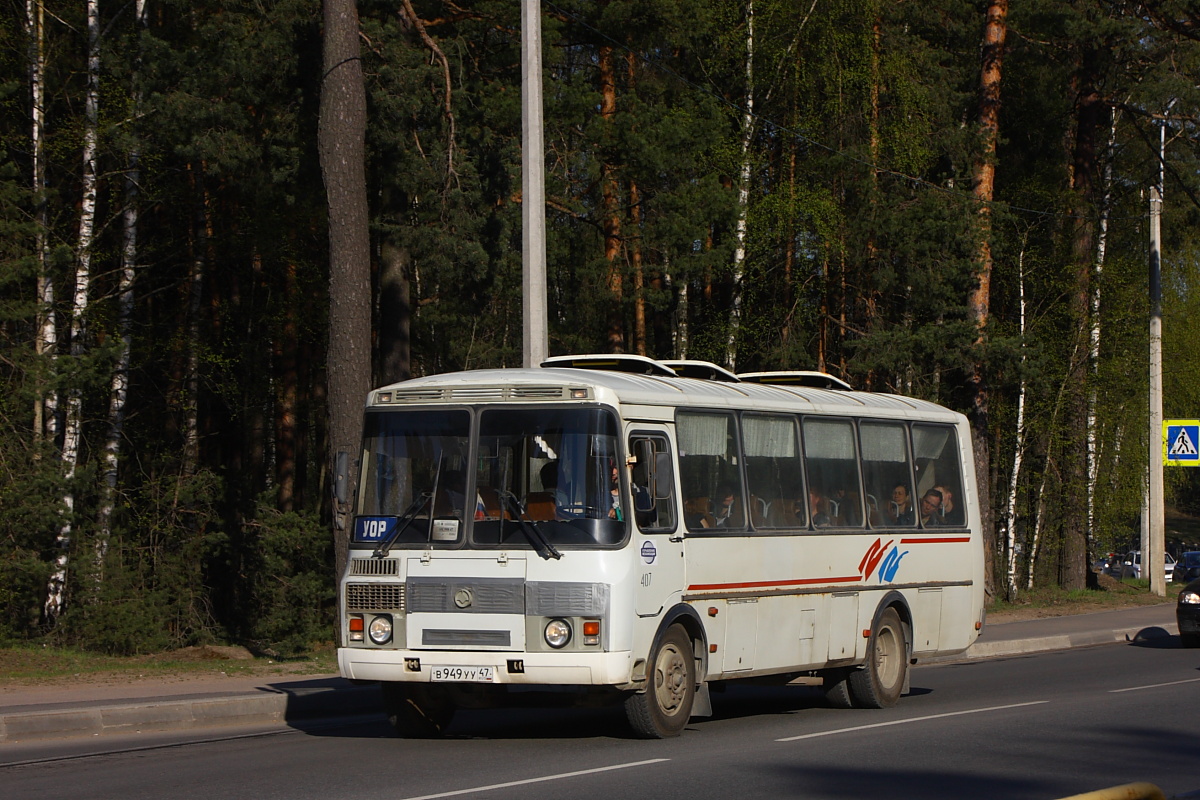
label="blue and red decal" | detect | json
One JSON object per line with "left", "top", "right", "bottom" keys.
{"left": 859, "top": 537, "right": 908, "bottom": 583}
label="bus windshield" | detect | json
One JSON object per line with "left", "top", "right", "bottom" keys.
{"left": 355, "top": 406, "right": 626, "bottom": 549}
{"left": 358, "top": 409, "right": 472, "bottom": 546}
{"left": 473, "top": 407, "right": 626, "bottom": 548}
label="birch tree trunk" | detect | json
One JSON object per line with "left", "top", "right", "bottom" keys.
{"left": 182, "top": 167, "right": 208, "bottom": 481}
{"left": 319, "top": 0, "right": 372, "bottom": 580}
{"left": 667, "top": 258, "right": 688, "bottom": 360}
{"left": 726, "top": 0, "right": 754, "bottom": 371}
{"left": 46, "top": 0, "right": 101, "bottom": 623}
{"left": 1086, "top": 110, "right": 1116, "bottom": 557}
{"left": 1005, "top": 246, "right": 1028, "bottom": 599}
{"left": 1062, "top": 51, "right": 1104, "bottom": 591}
{"left": 27, "top": 0, "right": 56, "bottom": 444}
{"left": 96, "top": 0, "right": 148, "bottom": 577}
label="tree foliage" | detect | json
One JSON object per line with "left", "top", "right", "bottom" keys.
{"left": 0, "top": 0, "right": 1198, "bottom": 649}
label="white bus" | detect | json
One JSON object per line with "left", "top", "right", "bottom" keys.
{"left": 337, "top": 355, "right": 985, "bottom": 738}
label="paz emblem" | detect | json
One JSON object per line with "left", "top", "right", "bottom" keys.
{"left": 453, "top": 588, "right": 473, "bottom": 609}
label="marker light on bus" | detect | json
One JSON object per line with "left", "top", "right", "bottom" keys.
{"left": 348, "top": 614, "right": 364, "bottom": 642}
{"left": 544, "top": 619, "right": 571, "bottom": 648}
{"left": 582, "top": 620, "right": 601, "bottom": 646}
{"left": 368, "top": 615, "right": 393, "bottom": 645}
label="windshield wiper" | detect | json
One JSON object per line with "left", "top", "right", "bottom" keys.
{"left": 374, "top": 492, "right": 432, "bottom": 558}
{"left": 500, "top": 492, "right": 562, "bottom": 560}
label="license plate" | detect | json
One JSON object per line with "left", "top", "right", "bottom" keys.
{"left": 430, "top": 665, "right": 495, "bottom": 683}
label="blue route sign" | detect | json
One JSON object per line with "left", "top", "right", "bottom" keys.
{"left": 1164, "top": 419, "right": 1200, "bottom": 466}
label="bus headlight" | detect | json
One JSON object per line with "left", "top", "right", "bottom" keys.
{"left": 368, "top": 615, "right": 393, "bottom": 645}
{"left": 544, "top": 618, "right": 571, "bottom": 648}
{"left": 1181, "top": 591, "right": 1200, "bottom": 605}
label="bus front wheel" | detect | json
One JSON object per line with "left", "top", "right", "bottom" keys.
{"left": 381, "top": 683, "right": 456, "bottom": 738}
{"left": 625, "top": 625, "right": 696, "bottom": 738}
{"left": 848, "top": 607, "right": 907, "bottom": 708}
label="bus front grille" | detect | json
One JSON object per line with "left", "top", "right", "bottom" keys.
{"left": 421, "top": 629, "right": 511, "bottom": 647}
{"left": 346, "top": 583, "right": 405, "bottom": 612}
{"left": 349, "top": 558, "right": 399, "bottom": 576}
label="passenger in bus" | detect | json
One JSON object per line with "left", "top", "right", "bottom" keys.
{"left": 684, "top": 497, "right": 716, "bottom": 528}
{"left": 608, "top": 460, "right": 624, "bottom": 521}
{"left": 809, "top": 488, "right": 832, "bottom": 527}
{"left": 887, "top": 483, "right": 914, "bottom": 526}
{"left": 934, "top": 485, "right": 958, "bottom": 525}
{"left": 713, "top": 484, "right": 736, "bottom": 527}
{"left": 919, "top": 488, "right": 945, "bottom": 527}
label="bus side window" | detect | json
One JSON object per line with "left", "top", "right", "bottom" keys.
{"left": 801, "top": 416, "right": 864, "bottom": 529}
{"left": 630, "top": 435, "right": 677, "bottom": 532}
{"left": 859, "top": 420, "right": 915, "bottom": 529}
{"left": 677, "top": 411, "right": 746, "bottom": 532}
{"left": 743, "top": 414, "right": 805, "bottom": 529}
{"left": 912, "top": 424, "right": 965, "bottom": 527}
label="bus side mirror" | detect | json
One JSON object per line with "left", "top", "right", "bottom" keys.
{"left": 334, "top": 450, "right": 350, "bottom": 505}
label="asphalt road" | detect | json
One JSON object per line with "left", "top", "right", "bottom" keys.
{"left": 3, "top": 637, "right": 1199, "bottom": 800}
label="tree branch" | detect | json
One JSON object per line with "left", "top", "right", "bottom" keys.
{"left": 399, "top": 0, "right": 458, "bottom": 197}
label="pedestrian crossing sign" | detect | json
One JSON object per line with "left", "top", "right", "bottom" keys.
{"left": 1164, "top": 419, "right": 1200, "bottom": 466}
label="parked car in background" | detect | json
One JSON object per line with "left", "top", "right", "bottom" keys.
{"left": 1174, "top": 551, "right": 1200, "bottom": 583}
{"left": 1114, "top": 550, "right": 1176, "bottom": 582}
{"left": 1177, "top": 578, "right": 1200, "bottom": 648}
{"left": 1095, "top": 552, "right": 1123, "bottom": 575}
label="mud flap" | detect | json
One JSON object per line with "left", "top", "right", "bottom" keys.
{"left": 691, "top": 682, "right": 713, "bottom": 718}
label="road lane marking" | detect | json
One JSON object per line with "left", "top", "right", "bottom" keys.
{"left": 1109, "top": 677, "right": 1200, "bottom": 693}
{"left": 398, "top": 758, "right": 670, "bottom": 800}
{"left": 775, "top": 700, "right": 1049, "bottom": 742}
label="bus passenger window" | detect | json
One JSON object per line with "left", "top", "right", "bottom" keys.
{"left": 677, "top": 411, "right": 745, "bottom": 532}
{"left": 743, "top": 414, "right": 805, "bottom": 529}
{"left": 859, "top": 420, "right": 915, "bottom": 529}
{"left": 912, "top": 424, "right": 965, "bottom": 527}
{"left": 801, "top": 417, "right": 864, "bottom": 528}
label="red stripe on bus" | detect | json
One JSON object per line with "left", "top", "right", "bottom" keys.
{"left": 688, "top": 575, "right": 862, "bottom": 591}
{"left": 900, "top": 537, "right": 972, "bottom": 544}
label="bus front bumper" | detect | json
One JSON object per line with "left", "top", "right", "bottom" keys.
{"left": 339, "top": 647, "right": 635, "bottom": 687}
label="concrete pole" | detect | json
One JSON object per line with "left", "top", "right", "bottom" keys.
{"left": 1148, "top": 184, "right": 1165, "bottom": 597}
{"left": 521, "top": 0, "right": 548, "bottom": 368}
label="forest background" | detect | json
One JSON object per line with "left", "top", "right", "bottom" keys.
{"left": 2, "top": 0, "right": 1200, "bottom": 657}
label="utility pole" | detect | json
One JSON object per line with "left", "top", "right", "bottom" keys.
{"left": 1145, "top": 101, "right": 1174, "bottom": 598}
{"left": 1147, "top": 184, "right": 1165, "bottom": 598}
{"left": 521, "top": 0, "right": 548, "bottom": 368}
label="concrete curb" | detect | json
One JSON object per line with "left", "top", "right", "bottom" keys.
{"left": 925, "top": 621, "right": 1179, "bottom": 664}
{"left": 0, "top": 683, "right": 383, "bottom": 743}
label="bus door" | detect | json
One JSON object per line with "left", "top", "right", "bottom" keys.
{"left": 628, "top": 429, "right": 684, "bottom": 618}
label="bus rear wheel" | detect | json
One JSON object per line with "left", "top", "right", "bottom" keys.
{"left": 625, "top": 625, "right": 695, "bottom": 738}
{"left": 848, "top": 607, "right": 907, "bottom": 708}
{"left": 822, "top": 668, "right": 856, "bottom": 708}
{"left": 381, "top": 683, "right": 456, "bottom": 738}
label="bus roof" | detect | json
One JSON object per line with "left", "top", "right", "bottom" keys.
{"left": 368, "top": 364, "right": 960, "bottom": 422}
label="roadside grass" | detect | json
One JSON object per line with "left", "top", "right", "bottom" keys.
{"left": 0, "top": 642, "right": 338, "bottom": 684}
{"left": 988, "top": 572, "right": 1181, "bottom": 621}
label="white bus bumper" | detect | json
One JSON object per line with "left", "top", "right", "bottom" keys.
{"left": 339, "top": 647, "right": 634, "bottom": 687}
